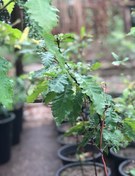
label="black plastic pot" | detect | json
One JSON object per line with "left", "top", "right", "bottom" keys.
{"left": 11, "top": 106, "right": 23, "bottom": 145}
{"left": 57, "top": 134, "right": 82, "bottom": 146}
{"left": 119, "top": 160, "right": 135, "bottom": 176}
{"left": 57, "top": 122, "right": 72, "bottom": 135}
{"left": 110, "top": 92, "right": 122, "bottom": 98}
{"left": 0, "top": 113, "right": 15, "bottom": 164}
{"left": 58, "top": 144, "right": 102, "bottom": 165}
{"left": 110, "top": 144, "right": 135, "bottom": 176}
{"left": 56, "top": 162, "right": 111, "bottom": 176}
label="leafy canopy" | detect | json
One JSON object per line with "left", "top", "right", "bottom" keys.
{"left": 0, "top": 57, "right": 13, "bottom": 108}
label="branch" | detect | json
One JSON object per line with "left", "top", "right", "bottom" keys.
{"left": 0, "top": 0, "right": 15, "bottom": 13}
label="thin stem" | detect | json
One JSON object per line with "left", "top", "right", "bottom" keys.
{"left": 101, "top": 155, "right": 108, "bottom": 176}
{"left": 92, "top": 153, "right": 98, "bottom": 176}
{"left": 100, "top": 120, "right": 104, "bottom": 149}
{"left": 99, "top": 120, "right": 108, "bottom": 176}
{"left": 56, "top": 37, "right": 62, "bottom": 53}
{"left": 78, "top": 154, "right": 85, "bottom": 176}
{"left": 0, "top": 0, "right": 15, "bottom": 13}
{"left": 76, "top": 129, "right": 85, "bottom": 176}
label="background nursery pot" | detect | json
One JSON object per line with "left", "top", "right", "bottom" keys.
{"left": 57, "top": 134, "right": 83, "bottom": 146}
{"left": 110, "top": 144, "right": 135, "bottom": 175}
{"left": 119, "top": 160, "right": 135, "bottom": 176}
{"left": 55, "top": 162, "right": 111, "bottom": 176}
{"left": 0, "top": 113, "right": 15, "bottom": 164}
{"left": 57, "top": 122, "right": 72, "bottom": 135}
{"left": 11, "top": 105, "right": 24, "bottom": 145}
{"left": 58, "top": 144, "right": 102, "bottom": 165}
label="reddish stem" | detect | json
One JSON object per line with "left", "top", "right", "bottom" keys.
{"left": 100, "top": 120, "right": 104, "bottom": 149}
{"left": 102, "top": 155, "right": 108, "bottom": 176}
{"left": 100, "top": 120, "right": 108, "bottom": 176}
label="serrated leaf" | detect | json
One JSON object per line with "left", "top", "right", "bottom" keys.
{"left": 44, "top": 92, "right": 56, "bottom": 104}
{"left": 0, "top": 57, "right": 13, "bottom": 108}
{"left": 27, "top": 81, "right": 48, "bottom": 103}
{"left": 68, "top": 92, "right": 83, "bottom": 122}
{"left": 43, "top": 32, "right": 65, "bottom": 69}
{"left": 103, "top": 129, "right": 125, "bottom": 147}
{"left": 49, "top": 74, "right": 68, "bottom": 93}
{"left": 124, "top": 118, "right": 135, "bottom": 132}
{"left": 75, "top": 75, "right": 105, "bottom": 115}
{"left": 3, "top": 0, "right": 15, "bottom": 14}
{"left": 25, "top": 0, "right": 59, "bottom": 33}
{"left": 52, "top": 85, "right": 74, "bottom": 124}
{"left": 41, "top": 52, "right": 54, "bottom": 68}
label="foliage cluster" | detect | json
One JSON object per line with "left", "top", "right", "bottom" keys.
{"left": 0, "top": 0, "right": 135, "bottom": 165}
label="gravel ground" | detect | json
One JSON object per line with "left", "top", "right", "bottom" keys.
{"left": 0, "top": 104, "right": 62, "bottom": 176}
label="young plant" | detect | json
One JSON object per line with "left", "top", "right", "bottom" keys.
{"left": 0, "top": 0, "right": 135, "bottom": 176}
{"left": 22, "top": 0, "right": 135, "bottom": 175}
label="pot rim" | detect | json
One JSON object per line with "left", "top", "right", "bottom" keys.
{"left": 57, "top": 122, "right": 71, "bottom": 134}
{"left": 56, "top": 161, "right": 111, "bottom": 176}
{"left": 110, "top": 146, "right": 135, "bottom": 160}
{"left": 0, "top": 113, "right": 15, "bottom": 124}
{"left": 57, "top": 135, "right": 79, "bottom": 146}
{"left": 118, "top": 159, "right": 135, "bottom": 176}
{"left": 58, "top": 144, "right": 102, "bottom": 162}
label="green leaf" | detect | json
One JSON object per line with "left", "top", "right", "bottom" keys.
{"left": 112, "top": 61, "right": 121, "bottom": 66}
{"left": 44, "top": 92, "right": 56, "bottom": 104}
{"left": 91, "top": 62, "right": 101, "bottom": 71}
{"left": 127, "top": 27, "right": 135, "bottom": 36}
{"left": 123, "top": 57, "right": 129, "bottom": 62}
{"left": 41, "top": 52, "right": 55, "bottom": 68}
{"left": 0, "top": 22, "right": 22, "bottom": 45}
{"left": 112, "top": 52, "right": 119, "bottom": 61}
{"left": 25, "top": 0, "right": 65, "bottom": 71}
{"left": 65, "top": 121, "right": 89, "bottom": 136}
{"left": 124, "top": 118, "right": 135, "bottom": 132}
{"left": 103, "top": 129, "right": 125, "bottom": 148}
{"left": 80, "top": 26, "right": 86, "bottom": 38}
{"left": 68, "top": 92, "right": 83, "bottom": 122}
{"left": 129, "top": 169, "right": 135, "bottom": 176}
{"left": 49, "top": 74, "right": 68, "bottom": 93}
{"left": 111, "top": 52, "right": 129, "bottom": 66}
{"left": 57, "top": 33, "right": 75, "bottom": 43}
{"left": 43, "top": 32, "right": 65, "bottom": 69}
{"left": 27, "top": 81, "right": 48, "bottom": 103}
{"left": 75, "top": 75, "right": 105, "bottom": 115}
{"left": 25, "top": 0, "right": 59, "bottom": 33}
{"left": 0, "top": 57, "right": 13, "bottom": 108}
{"left": 52, "top": 85, "right": 74, "bottom": 124}
{"left": 3, "top": 0, "right": 15, "bottom": 14}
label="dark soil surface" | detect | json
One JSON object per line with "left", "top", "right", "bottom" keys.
{"left": 57, "top": 123, "right": 72, "bottom": 134}
{"left": 0, "top": 104, "right": 62, "bottom": 176}
{"left": 58, "top": 135, "right": 82, "bottom": 145}
{"left": 118, "top": 148, "right": 135, "bottom": 159}
{"left": 123, "top": 161, "right": 135, "bottom": 175}
{"left": 68, "top": 151, "right": 98, "bottom": 161}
